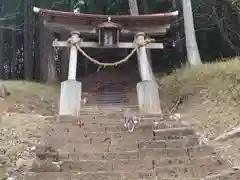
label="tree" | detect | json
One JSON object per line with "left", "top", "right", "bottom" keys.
{"left": 128, "top": 0, "right": 139, "bottom": 14}
{"left": 182, "top": 0, "right": 202, "bottom": 66}
{"left": 0, "top": 0, "right": 5, "bottom": 79}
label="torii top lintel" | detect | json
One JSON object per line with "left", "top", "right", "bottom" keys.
{"left": 33, "top": 7, "right": 178, "bottom": 36}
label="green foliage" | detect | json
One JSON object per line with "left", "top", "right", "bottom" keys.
{"left": 3, "top": 0, "right": 240, "bottom": 60}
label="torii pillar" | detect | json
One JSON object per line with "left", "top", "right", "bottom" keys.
{"left": 58, "top": 31, "right": 82, "bottom": 117}
{"left": 135, "top": 32, "right": 162, "bottom": 115}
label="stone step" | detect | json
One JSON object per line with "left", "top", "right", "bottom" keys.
{"left": 57, "top": 144, "right": 217, "bottom": 162}
{"left": 93, "top": 92, "right": 126, "bottom": 95}
{"left": 34, "top": 144, "right": 218, "bottom": 163}
{"left": 24, "top": 171, "right": 204, "bottom": 180}
{"left": 57, "top": 155, "right": 227, "bottom": 172}
{"left": 57, "top": 113, "right": 186, "bottom": 130}
{"left": 68, "top": 124, "right": 126, "bottom": 134}
{"left": 139, "top": 145, "right": 217, "bottom": 159}
{"left": 24, "top": 170, "right": 157, "bottom": 180}
{"left": 26, "top": 155, "right": 229, "bottom": 178}
{"left": 42, "top": 136, "right": 200, "bottom": 154}
{"left": 59, "top": 159, "right": 154, "bottom": 172}
{"left": 138, "top": 136, "right": 199, "bottom": 149}
{"left": 153, "top": 127, "right": 195, "bottom": 140}
{"left": 81, "top": 105, "right": 139, "bottom": 111}
{"left": 46, "top": 125, "right": 154, "bottom": 142}
{"left": 78, "top": 120, "right": 186, "bottom": 132}
{"left": 155, "top": 161, "right": 230, "bottom": 178}
{"left": 45, "top": 134, "right": 152, "bottom": 149}
{"left": 60, "top": 151, "right": 139, "bottom": 161}
{"left": 156, "top": 159, "right": 229, "bottom": 178}
{"left": 56, "top": 140, "right": 138, "bottom": 153}
{"left": 55, "top": 121, "right": 126, "bottom": 132}
{"left": 51, "top": 118, "right": 189, "bottom": 136}
{"left": 204, "top": 168, "right": 240, "bottom": 180}
{"left": 154, "top": 155, "right": 228, "bottom": 167}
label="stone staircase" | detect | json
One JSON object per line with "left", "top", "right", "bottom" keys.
{"left": 93, "top": 81, "right": 129, "bottom": 106}
{"left": 10, "top": 71, "right": 240, "bottom": 179}
{"left": 18, "top": 106, "right": 240, "bottom": 180}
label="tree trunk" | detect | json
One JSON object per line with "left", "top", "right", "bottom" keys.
{"left": 39, "top": 17, "right": 47, "bottom": 81}
{"left": 60, "top": 32, "right": 70, "bottom": 81}
{"left": 44, "top": 27, "right": 58, "bottom": 84}
{"left": 28, "top": 1, "right": 34, "bottom": 80}
{"left": 24, "top": 0, "right": 33, "bottom": 80}
{"left": 11, "top": 22, "right": 16, "bottom": 79}
{"left": 182, "top": 0, "right": 202, "bottom": 66}
{"left": 0, "top": 20, "right": 4, "bottom": 79}
{"left": 128, "top": 0, "right": 139, "bottom": 14}
{"left": 34, "top": 15, "right": 40, "bottom": 81}
{"left": 172, "top": 0, "right": 183, "bottom": 54}
{"left": 0, "top": 1, "right": 5, "bottom": 79}
{"left": 67, "top": 0, "right": 74, "bottom": 11}
{"left": 32, "top": 0, "right": 40, "bottom": 81}
{"left": 142, "top": 0, "right": 148, "bottom": 14}
{"left": 59, "top": 0, "right": 73, "bottom": 81}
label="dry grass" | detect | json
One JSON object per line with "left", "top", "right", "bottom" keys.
{"left": 0, "top": 114, "right": 53, "bottom": 179}
{"left": 0, "top": 81, "right": 59, "bottom": 116}
{"left": 158, "top": 59, "right": 240, "bottom": 139}
{"left": 0, "top": 81, "right": 59, "bottom": 178}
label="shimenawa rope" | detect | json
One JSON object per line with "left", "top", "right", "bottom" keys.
{"left": 66, "top": 37, "right": 155, "bottom": 68}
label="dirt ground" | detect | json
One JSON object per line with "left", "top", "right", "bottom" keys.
{"left": 0, "top": 81, "right": 60, "bottom": 178}
{"left": 158, "top": 59, "right": 240, "bottom": 166}
{"left": 0, "top": 81, "right": 59, "bottom": 116}
{"left": 158, "top": 59, "right": 240, "bottom": 139}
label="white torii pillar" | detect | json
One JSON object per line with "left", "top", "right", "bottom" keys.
{"left": 58, "top": 31, "right": 82, "bottom": 117}
{"left": 135, "top": 32, "right": 162, "bottom": 115}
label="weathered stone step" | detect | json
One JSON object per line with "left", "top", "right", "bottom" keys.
{"left": 24, "top": 171, "right": 204, "bottom": 180}
{"left": 53, "top": 122, "right": 127, "bottom": 134}
{"left": 45, "top": 133, "right": 152, "bottom": 148}
{"left": 50, "top": 119, "right": 189, "bottom": 138}
{"left": 57, "top": 155, "right": 227, "bottom": 172}
{"left": 81, "top": 105, "right": 139, "bottom": 112}
{"left": 138, "top": 136, "right": 199, "bottom": 149}
{"left": 153, "top": 127, "right": 195, "bottom": 140}
{"left": 78, "top": 120, "right": 186, "bottom": 132}
{"left": 80, "top": 111, "right": 123, "bottom": 115}
{"left": 71, "top": 124, "right": 126, "bottom": 134}
{"left": 57, "top": 114, "right": 187, "bottom": 131}
{"left": 58, "top": 144, "right": 216, "bottom": 162}
{"left": 56, "top": 140, "right": 138, "bottom": 153}
{"left": 139, "top": 145, "right": 217, "bottom": 159}
{"left": 60, "top": 151, "right": 139, "bottom": 161}
{"left": 59, "top": 159, "right": 154, "bottom": 172}
{"left": 45, "top": 136, "right": 200, "bottom": 154}
{"left": 44, "top": 129, "right": 154, "bottom": 147}
{"left": 24, "top": 170, "right": 157, "bottom": 180}
{"left": 47, "top": 125, "right": 154, "bottom": 142}
{"left": 156, "top": 161, "right": 230, "bottom": 178}
{"left": 154, "top": 155, "right": 227, "bottom": 167}
{"left": 25, "top": 155, "right": 229, "bottom": 179}
{"left": 204, "top": 168, "right": 240, "bottom": 180}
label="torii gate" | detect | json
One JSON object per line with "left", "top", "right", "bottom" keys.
{"left": 33, "top": 7, "right": 178, "bottom": 117}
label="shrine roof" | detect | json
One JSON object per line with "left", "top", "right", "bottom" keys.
{"left": 33, "top": 7, "right": 178, "bottom": 22}
{"left": 33, "top": 7, "right": 178, "bottom": 35}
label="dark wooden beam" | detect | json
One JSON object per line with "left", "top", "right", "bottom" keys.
{"left": 0, "top": 19, "right": 4, "bottom": 79}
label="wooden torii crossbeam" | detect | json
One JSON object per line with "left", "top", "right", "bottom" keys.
{"left": 53, "top": 40, "right": 164, "bottom": 49}
{"left": 33, "top": 7, "right": 178, "bottom": 117}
